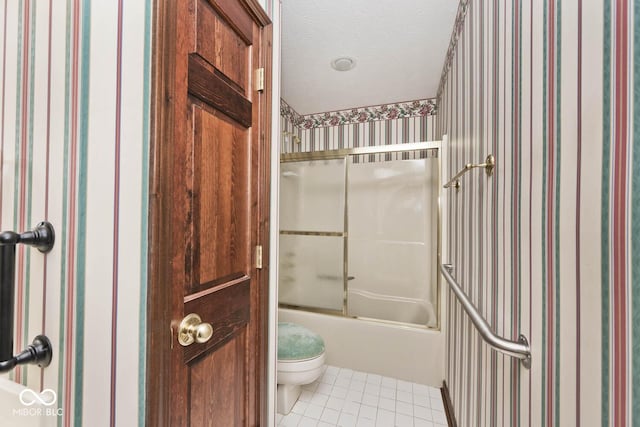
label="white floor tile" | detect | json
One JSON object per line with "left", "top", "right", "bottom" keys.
{"left": 429, "top": 397, "right": 444, "bottom": 411}
{"left": 413, "top": 394, "right": 430, "bottom": 408}
{"left": 364, "top": 383, "right": 381, "bottom": 396}
{"left": 298, "top": 416, "right": 319, "bottom": 427}
{"left": 381, "top": 377, "right": 397, "bottom": 389}
{"left": 375, "top": 409, "right": 395, "bottom": 427}
{"left": 342, "top": 401, "right": 361, "bottom": 416}
{"left": 337, "top": 368, "right": 354, "bottom": 380}
{"left": 355, "top": 418, "right": 375, "bottom": 427}
{"left": 281, "top": 413, "right": 302, "bottom": 427}
{"left": 277, "top": 365, "right": 447, "bottom": 427}
{"left": 335, "top": 377, "right": 351, "bottom": 389}
{"left": 350, "top": 380, "right": 366, "bottom": 392}
{"left": 321, "top": 407, "right": 340, "bottom": 424}
{"left": 321, "top": 373, "right": 338, "bottom": 386}
{"left": 316, "top": 383, "right": 333, "bottom": 396}
{"left": 326, "top": 396, "right": 345, "bottom": 411}
{"left": 310, "top": 393, "right": 329, "bottom": 407}
{"left": 431, "top": 409, "right": 447, "bottom": 425}
{"left": 300, "top": 390, "right": 315, "bottom": 402}
{"left": 413, "top": 405, "right": 433, "bottom": 421}
{"left": 345, "top": 390, "right": 363, "bottom": 403}
{"left": 413, "top": 418, "right": 435, "bottom": 427}
{"left": 304, "top": 403, "right": 325, "bottom": 420}
{"left": 338, "top": 412, "right": 358, "bottom": 427}
{"left": 361, "top": 393, "right": 379, "bottom": 407}
{"left": 395, "top": 413, "right": 414, "bottom": 427}
{"left": 331, "top": 386, "right": 349, "bottom": 399}
{"left": 366, "top": 374, "right": 382, "bottom": 385}
{"left": 292, "top": 401, "right": 309, "bottom": 415}
{"left": 397, "top": 390, "right": 413, "bottom": 404}
{"left": 378, "top": 397, "right": 395, "bottom": 412}
{"left": 413, "top": 405, "right": 432, "bottom": 421}
{"left": 358, "top": 405, "right": 377, "bottom": 421}
{"left": 351, "top": 371, "right": 366, "bottom": 381}
{"left": 396, "top": 401, "right": 413, "bottom": 416}
{"left": 380, "top": 387, "right": 396, "bottom": 400}
{"left": 428, "top": 387, "right": 441, "bottom": 399}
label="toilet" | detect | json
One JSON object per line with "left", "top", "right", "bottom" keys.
{"left": 277, "top": 322, "right": 326, "bottom": 415}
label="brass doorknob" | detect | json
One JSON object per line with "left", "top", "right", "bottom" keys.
{"left": 178, "top": 313, "right": 213, "bottom": 346}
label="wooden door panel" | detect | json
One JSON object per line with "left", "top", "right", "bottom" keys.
{"left": 183, "top": 276, "right": 250, "bottom": 363}
{"left": 193, "top": 106, "right": 250, "bottom": 287}
{"left": 148, "top": 0, "right": 270, "bottom": 424}
{"left": 195, "top": 0, "right": 249, "bottom": 92}
{"left": 190, "top": 336, "right": 246, "bottom": 427}
{"left": 188, "top": 55, "right": 252, "bottom": 128}
{"left": 205, "top": 0, "right": 254, "bottom": 43}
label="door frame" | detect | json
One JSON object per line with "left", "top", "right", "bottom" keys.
{"left": 145, "top": 0, "right": 273, "bottom": 424}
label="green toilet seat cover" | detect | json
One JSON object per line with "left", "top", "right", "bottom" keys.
{"left": 278, "top": 322, "right": 325, "bottom": 361}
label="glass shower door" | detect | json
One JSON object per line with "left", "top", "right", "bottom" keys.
{"left": 347, "top": 156, "right": 439, "bottom": 326}
{"left": 279, "top": 158, "right": 346, "bottom": 312}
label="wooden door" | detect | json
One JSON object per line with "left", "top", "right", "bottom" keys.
{"left": 147, "top": 0, "right": 272, "bottom": 425}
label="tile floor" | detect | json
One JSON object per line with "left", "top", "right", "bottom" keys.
{"left": 276, "top": 365, "right": 449, "bottom": 427}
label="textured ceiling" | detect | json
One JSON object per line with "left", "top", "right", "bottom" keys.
{"left": 281, "top": 0, "right": 459, "bottom": 115}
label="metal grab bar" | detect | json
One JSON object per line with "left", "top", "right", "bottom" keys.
{"left": 443, "top": 154, "right": 495, "bottom": 189}
{"left": 441, "top": 264, "right": 531, "bottom": 369}
{"left": 0, "top": 222, "right": 55, "bottom": 373}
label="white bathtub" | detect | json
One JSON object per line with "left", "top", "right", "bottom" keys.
{"left": 0, "top": 378, "right": 58, "bottom": 427}
{"left": 278, "top": 307, "right": 445, "bottom": 386}
{"left": 347, "top": 288, "right": 437, "bottom": 327}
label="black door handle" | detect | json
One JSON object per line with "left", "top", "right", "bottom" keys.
{"left": 0, "top": 222, "right": 55, "bottom": 372}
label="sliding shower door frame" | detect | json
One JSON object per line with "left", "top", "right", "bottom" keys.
{"left": 279, "top": 141, "right": 442, "bottom": 330}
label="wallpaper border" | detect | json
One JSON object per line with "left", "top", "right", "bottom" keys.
{"left": 281, "top": 98, "right": 437, "bottom": 130}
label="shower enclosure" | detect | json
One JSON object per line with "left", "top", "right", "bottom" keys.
{"left": 279, "top": 142, "right": 440, "bottom": 328}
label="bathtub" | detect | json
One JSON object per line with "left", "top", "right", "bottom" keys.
{"left": 0, "top": 378, "right": 57, "bottom": 426}
{"left": 278, "top": 307, "right": 445, "bottom": 386}
{"left": 347, "top": 288, "right": 437, "bottom": 327}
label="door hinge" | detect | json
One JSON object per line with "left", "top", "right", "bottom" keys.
{"left": 255, "top": 245, "right": 263, "bottom": 269}
{"left": 255, "top": 68, "right": 265, "bottom": 92}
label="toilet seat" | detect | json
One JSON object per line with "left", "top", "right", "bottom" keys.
{"left": 277, "top": 351, "right": 325, "bottom": 371}
{"left": 277, "top": 322, "right": 325, "bottom": 361}
{"left": 277, "top": 351, "right": 326, "bottom": 385}
{"left": 276, "top": 322, "right": 326, "bottom": 414}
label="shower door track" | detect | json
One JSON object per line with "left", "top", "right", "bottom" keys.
{"left": 280, "top": 230, "right": 346, "bottom": 237}
{"left": 280, "top": 141, "right": 441, "bottom": 162}
{"left": 279, "top": 140, "right": 442, "bottom": 330}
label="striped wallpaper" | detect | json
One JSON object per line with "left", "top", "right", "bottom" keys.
{"left": 281, "top": 98, "right": 438, "bottom": 156}
{"left": 436, "top": 0, "right": 638, "bottom": 426}
{"left": 0, "top": 1, "right": 151, "bottom": 426}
